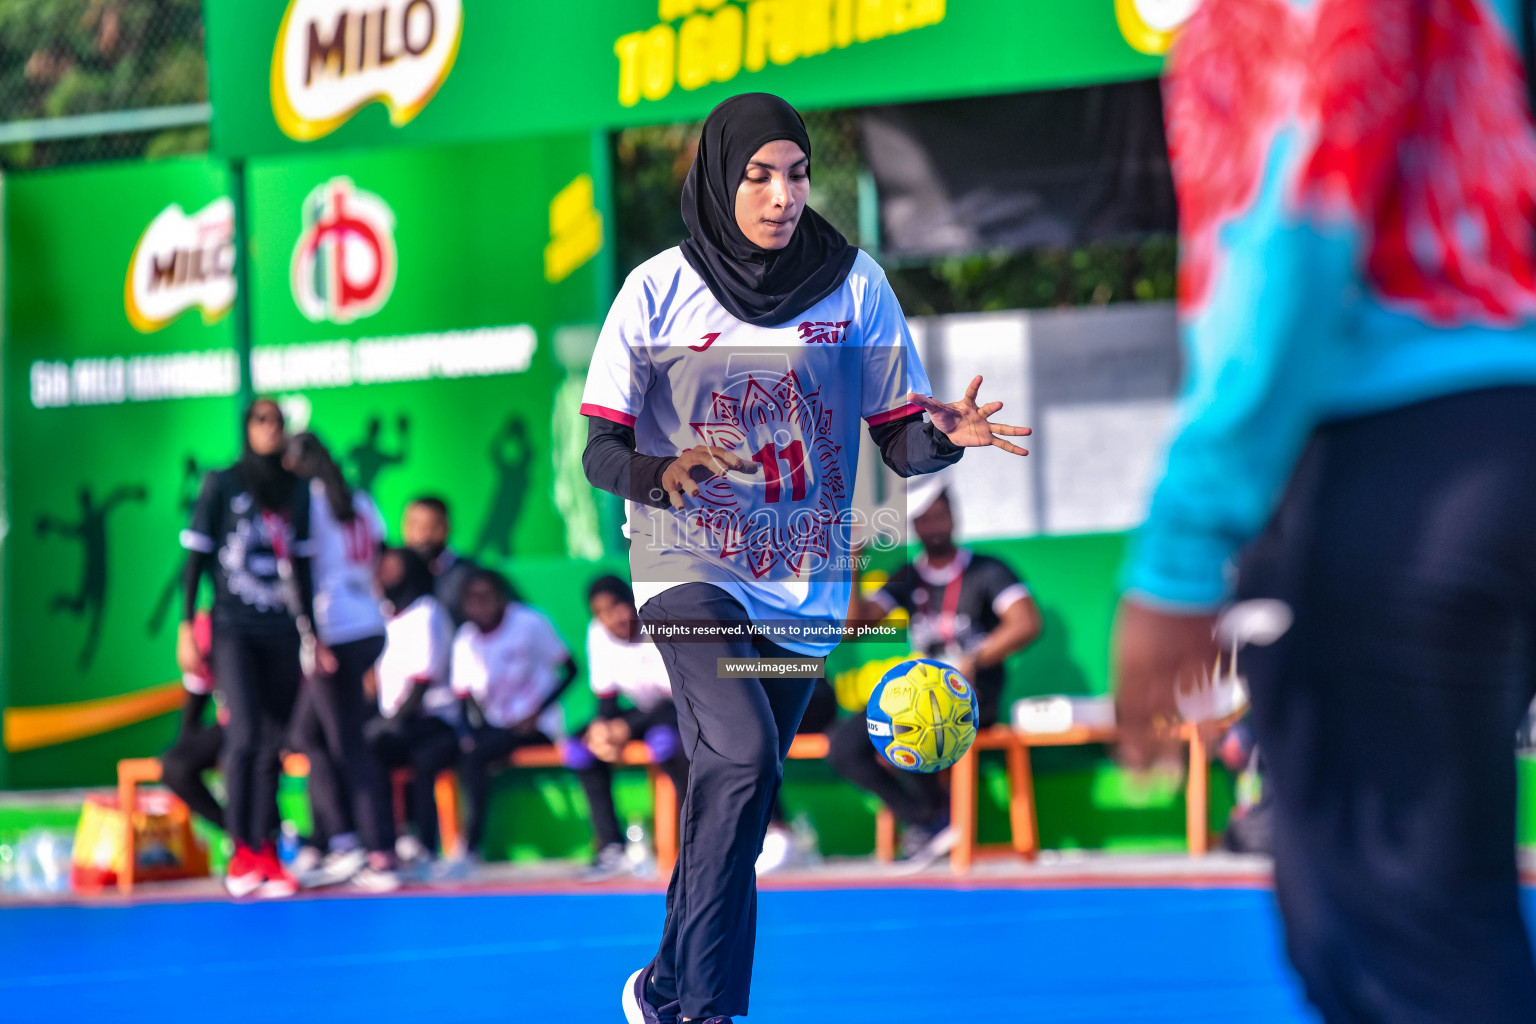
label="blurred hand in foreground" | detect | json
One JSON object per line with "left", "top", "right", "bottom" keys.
{"left": 1112, "top": 598, "right": 1218, "bottom": 770}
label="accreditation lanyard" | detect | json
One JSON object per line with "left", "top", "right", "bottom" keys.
{"left": 936, "top": 572, "right": 963, "bottom": 645}
{"left": 260, "top": 510, "right": 291, "bottom": 561}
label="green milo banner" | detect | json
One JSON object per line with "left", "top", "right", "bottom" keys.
{"left": 0, "top": 134, "right": 612, "bottom": 790}
{"left": 2, "top": 158, "right": 243, "bottom": 789}
{"left": 242, "top": 133, "right": 611, "bottom": 565}
{"left": 205, "top": 0, "right": 1172, "bottom": 160}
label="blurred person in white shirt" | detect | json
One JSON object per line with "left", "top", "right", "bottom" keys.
{"left": 366, "top": 547, "right": 460, "bottom": 869}
{"left": 449, "top": 568, "right": 576, "bottom": 865}
{"left": 563, "top": 575, "right": 689, "bottom": 881}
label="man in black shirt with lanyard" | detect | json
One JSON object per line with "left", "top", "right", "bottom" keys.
{"left": 831, "top": 478, "right": 1041, "bottom": 867}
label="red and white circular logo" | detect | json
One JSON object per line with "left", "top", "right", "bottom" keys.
{"left": 290, "top": 176, "right": 397, "bottom": 324}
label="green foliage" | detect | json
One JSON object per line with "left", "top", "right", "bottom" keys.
{"left": 612, "top": 110, "right": 866, "bottom": 280}
{"left": 611, "top": 113, "right": 1177, "bottom": 313}
{"left": 885, "top": 237, "right": 1179, "bottom": 316}
{"left": 0, "top": 0, "right": 208, "bottom": 171}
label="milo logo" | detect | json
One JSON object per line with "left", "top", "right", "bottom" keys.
{"left": 271, "top": 0, "right": 464, "bottom": 141}
{"left": 124, "top": 198, "right": 237, "bottom": 333}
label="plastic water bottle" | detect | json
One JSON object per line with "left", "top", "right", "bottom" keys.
{"left": 11, "top": 830, "right": 72, "bottom": 894}
{"left": 790, "top": 813, "right": 822, "bottom": 868}
{"left": 625, "top": 823, "right": 657, "bottom": 879}
{"left": 278, "top": 821, "right": 302, "bottom": 865}
{"left": 0, "top": 842, "right": 16, "bottom": 894}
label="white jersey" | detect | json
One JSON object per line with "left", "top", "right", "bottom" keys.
{"left": 585, "top": 619, "right": 673, "bottom": 713}
{"left": 377, "top": 595, "right": 459, "bottom": 724}
{"left": 451, "top": 603, "right": 571, "bottom": 735}
{"left": 308, "top": 481, "right": 387, "bottom": 645}
{"left": 581, "top": 248, "right": 931, "bottom": 656}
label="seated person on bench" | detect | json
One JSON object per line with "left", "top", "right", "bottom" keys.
{"left": 160, "top": 610, "right": 226, "bottom": 831}
{"left": 831, "top": 478, "right": 1041, "bottom": 867}
{"left": 366, "top": 547, "right": 461, "bottom": 870}
{"left": 450, "top": 568, "right": 576, "bottom": 869}
{"left": 564, "top": 575, "right": 689, "bottom": 881}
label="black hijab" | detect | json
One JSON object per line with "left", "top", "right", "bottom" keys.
{"left": 239, "top": 399, "right": 297, "bottom": 513}
{"left": 680, "top": 93, "right": 857, "bottom": 327}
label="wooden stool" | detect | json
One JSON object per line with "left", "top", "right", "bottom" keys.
{"left": 874, "top": 721, "right": 1222, "bottom": 873}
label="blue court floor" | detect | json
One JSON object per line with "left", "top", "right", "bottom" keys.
{"left": 0, "top": 884, "right": 1320, "bottom": 1023}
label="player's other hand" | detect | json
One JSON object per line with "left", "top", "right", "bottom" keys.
{"left": 1112, "top": 597, "right": 1218, "bottom": 770}
{"left": 176, "top": 620, "right": 208, "bottom": 677}
{"left": 661, "top": 446, "right": 760, "bottom": 510}
{"left": 908, "top": 376, "right": 1031, "bottom": 456}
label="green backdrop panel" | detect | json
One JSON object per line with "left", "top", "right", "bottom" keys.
{"left": 4, "top": 158, "right": 242, "bottom": 789}
{"left": 243, "top": 134, "right": 610, "bottom": 566}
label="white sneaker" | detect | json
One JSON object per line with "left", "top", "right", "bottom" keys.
{"left": 289, "top": 845, "right": 324, "bottom": 878}
{"left": 298, "top": 847, "right": 366, "bottom": 889}
{"left": 430, "top": 852, "right": 480, "bottom": 882}
{"left": 394, "top": 834, "right": 429, "bottom": 865}
{"left": 581, "top": 843, "right": 630, "bottom": 883}
{"left": 755, "top": 825, "right": 794, "bottom": 875}
{"left": 898, "top": 824, "right": 958, "bottom": 872}
{"left": 622, "top": 966, "right": 670, "bottom": 1024}
{"left": 349, "top": 865, "right": 402, "bottom": 893}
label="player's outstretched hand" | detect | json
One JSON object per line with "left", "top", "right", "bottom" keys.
{"left": 1111, "top": 597, "right": 1218, "bottom": 770}
{"left": 661, "top": 446, "right": 760, "bottom": 510}
{"left": 908, "top": 376, "right": 1031, "bottom": 455}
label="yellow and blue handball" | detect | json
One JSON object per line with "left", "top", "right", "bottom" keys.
{"left": 865, "top": 657, "right": 979, "bottom": 773}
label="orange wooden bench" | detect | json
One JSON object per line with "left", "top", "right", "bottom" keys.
{"left": 426, "top": 735, "right": 834, "bottom": 878}
{"left": 431, "top": 739, "right": 685, "bottom": 874}
{"left": 397, "top": 721, "right": 1223, "bottom": 880}
{"left": 870, "top": 721, "right": 1219, "bottom": 874}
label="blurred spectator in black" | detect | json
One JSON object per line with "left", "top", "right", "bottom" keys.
{"left": 160, "top": 610, "right": 225, "bottom": 831}
{"left": 835, "top": 476, "right": 1040, "bottom": 867}
{"left": 403, "top": 495, "right": 476, "bottom": 626}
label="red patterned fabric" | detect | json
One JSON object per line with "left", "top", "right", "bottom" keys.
{"left": 1167, "top": 0, "right": 1536, "bottom": 324}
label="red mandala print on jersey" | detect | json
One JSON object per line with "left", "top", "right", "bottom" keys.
{"left": 688, "top": 370, "right": 845, "bottom": 578}
{"left": 1297, "top": 0, "right": 1416, "bottom": 216}
{"left": 1165, "top": 0, "right": 1301, "bottom": 311}
{"left": 1170, "top": 0, "right": 1536, "bottom": 324}
{"left": 1349, "top": 0, "right": 1536, "bottom": 323}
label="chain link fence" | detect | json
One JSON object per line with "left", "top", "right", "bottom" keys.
{"left": 0, "top": 0, "right": 210, "bottom": 172}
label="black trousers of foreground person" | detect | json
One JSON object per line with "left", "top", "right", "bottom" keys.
{"left": 640, "top": 583, "right": 818, "bottom": 1021}
{"left": 213, "top": 628, "right": 302, "bottom": 849}
{"left": 291, "top": 635, "right": 393, "bottom": 854}
{"left": 1237, "top": 387, "right": 1536, "bottom": 1024}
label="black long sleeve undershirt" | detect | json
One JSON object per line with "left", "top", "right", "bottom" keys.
{"left": 581, "top": 411, "right": 962, "bottom": 504}
{"left": 866, "top": 412, "right": 965, "bottom": 478}
{"left": 291, "top": 556, "right": 317, "bottom": 632}
{"left": 582, "top": 417, "right": 676, "bottom": 508}
{"left": 181, "top": 551, "right": 209, "bottom": 624}
{"left": 179, "top": 551, "right": 316, "bottom": 628}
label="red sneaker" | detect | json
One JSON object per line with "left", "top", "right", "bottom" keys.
{"left": 253, "top": 842, "right": 299, "bottom": 899}
{"left": 225, "top": 843, "right": 263, "bottom": 898}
